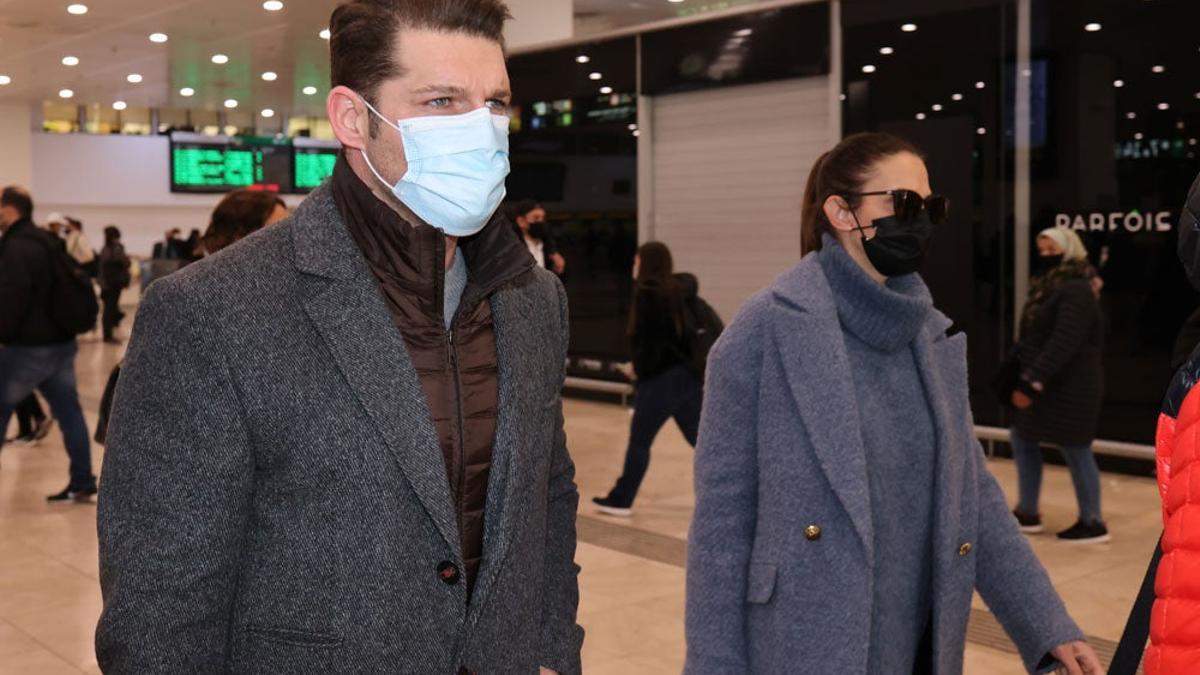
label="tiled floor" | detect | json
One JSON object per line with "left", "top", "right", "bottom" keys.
{"left": 0, "top": 326, "right": 1162, "bottom": 674}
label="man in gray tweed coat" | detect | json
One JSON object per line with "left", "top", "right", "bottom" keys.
{"left": 95, "top": 1, "right": 583, "bottom": 672}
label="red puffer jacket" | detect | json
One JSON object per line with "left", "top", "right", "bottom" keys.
{"left": 1146, "top": 352, "right": 1200, "bottom": 674}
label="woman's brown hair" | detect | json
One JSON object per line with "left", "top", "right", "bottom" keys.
{"left": 627, "top": 241, "right": 685, "bottom": 337}
{"left": 203, "top": 189, "right": 286, "bottom": 254}
{"left": 801, "top": 132, "right": 922, "bottom": 255}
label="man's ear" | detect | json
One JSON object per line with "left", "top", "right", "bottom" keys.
{"left": 328, "top": 86, "right": 371, "bottom": 151}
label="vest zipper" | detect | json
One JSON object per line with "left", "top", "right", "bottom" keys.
{"left": 447, "top": 322, "right": 468, "bottom": 597}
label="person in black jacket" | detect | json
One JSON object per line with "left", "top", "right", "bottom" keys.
{"left": 593, "top": 241, "right": 703, "bottom": 516}
{"left": 0, "top": 186, "right": 97, "bottom": 501}
{"left": 98, "top": 226, "right": 132, "bottom": 344}
{"left": 1009, "top": 227, "right": 1107, "bottom": 543}
{"left": 507, "top": 199, "right": 565, "bottom": 275}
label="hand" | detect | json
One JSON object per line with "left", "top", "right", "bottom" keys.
{"left": 1012, "top": 390, "right": 1034, "bottom": 410}
{"left": 539, "top": 669, "right": 559, "bottom": 675}
{"left": 617, "top": 362, "right": 637, "bottom": 382}
{"left": 550, "top": 253, "right": 566, "bottom": 275}
{"left": 1050, "top": 641, "right": 1103, "bottom": 674}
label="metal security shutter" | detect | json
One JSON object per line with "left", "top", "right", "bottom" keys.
{"left": 646, "top": 77, "right": 833, "bottom": 321}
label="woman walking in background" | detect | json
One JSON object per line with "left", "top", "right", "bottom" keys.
{"left": 593, "top": 242, "right": 704, "bottom": 517}
{"left": 1009, "top": 227, "right": 1108, "bottom": 543}
{"left": 98, "top": 226, "right": 131, "bottom": 345}
{"left": 686, "top": 132, "right": 1100, "bottom": 674}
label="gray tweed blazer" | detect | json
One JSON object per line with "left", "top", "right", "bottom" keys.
{"left": 95, "top": 185, "right": 584, "bottom": 674}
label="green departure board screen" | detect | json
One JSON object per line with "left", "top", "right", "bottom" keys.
{"left": 293, "top": 148, "right": 338, "bottom": 191}
{"left": 170, "top": 134, "right": 294, "bottom": 194}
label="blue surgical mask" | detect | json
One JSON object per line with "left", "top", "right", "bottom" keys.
{"left": 359, "top": 99, "right": 510, "bottom": 237}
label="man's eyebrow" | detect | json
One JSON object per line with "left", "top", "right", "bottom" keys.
{"left": 490, "top": 89, "right": 512, "bottom": 100}
{"left": 411, "top": 84, "right": 469, "bottom": 97}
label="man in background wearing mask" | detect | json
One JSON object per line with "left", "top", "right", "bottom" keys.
{"left": 96, "top": 1, "right": 583, "bottom": 673}
{"left": 509, "top": 199, "right": 566, "bottom": 275}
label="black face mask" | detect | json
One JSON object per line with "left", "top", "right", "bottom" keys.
{"left": 1036, "top": 254, "right": 1064, "bottom": 275}
{"left": 854, "top": 211, "right": 935, "bottom": 277}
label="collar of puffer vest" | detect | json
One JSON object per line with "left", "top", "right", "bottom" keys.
{"left": 330, "top": 152, "right": 536, "bottom": 324}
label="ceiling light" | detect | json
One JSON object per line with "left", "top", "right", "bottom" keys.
{"left": 1135, "top": 132, "right": 1144, "bottom": 140}
{"left": 977, "top": 127, "right": 987, "bottom": 135}
{"left": 212, "top": 54, "right": 229, "bottom": 65}
{"left": 261, "top": 108, "right": 275, "bottom": 118}
{"left": 879, "top": 47, "right": 894, "bottom": 55}
{"left": 224, "top": 99, "right": 238, "bottom": 109}
{"left": 599, "top": 86, "right": 613, "bottom": 95}
{"left": 1158, "top": 102, "right": 1170, "bottom": 110}
{"left": 668, "top": 0, "right": 684, "bottom": 3}
{"left": 589, "top": 72, "right": 603, "bottom": 80}
{"left": 951, "top": 93, "right": 964, "bottom": 101}
{"left": 112, "top": 101, "right": 127, "bottom": 111}
{"left": 1179, "top": 122, "right": 1187, "bottom": 130}
{"left": 67, "top": 4, "right": 87, "bottom": 15}
{"left": 975, "top": 81, "right": 986, "bottom": 89}
{"left": 931, "top": 104, "right": 943, "bottom": 111}
{"left": 628, "top": 123, "right": 638, "bottom": 131}
{"left": 901, "top": 23, "right": 918, "bottom": 32}
{"left": 302, "top": 85, "right": 318, "bottom": 95}
{"left": 263, "top": 0, "right": 284, "bottom": 10}
{"left": 59, "top": 89, "right": 74, "bottom": 99}
{"left": 1084, "top": 22, "right": 1102, "bottom": 32}
{"left": 1113, "top": 79, "right": 1125, "bottom": 87}
{"left": 62, "top": 56, "right": 79, "bottom": 66}
{"left": 862, "top": 64, "right": 877, "bottom": 74}
{"left": 0, "top": 75, "right": 10, "bottom": 86}
{"left": 319, "top": 28, "right": 331, "bottom": 40}
{"left": 1021, "top": 68, "right": 1032, "bottom": 78}
{"left": 916, "top": 113, "right": 926, "bottom": 120}
{"left": 632, "top": 130, "right": 640, "bottom": 137}
{"left": 839, "top": 93, "right": 847, "bottom": 101}
{"left": 1195, "top": 92, "right": 1200, "bottom": 99}
{"left": 1191, "top": 138, "right": 1198, "bottom": 146}
{"left": 262, "top": 71, "right": 278, "bottom": 81}
{"left": 575, "top": 55, "right": 590, "bottom": 64}
{"left": 733, "top": 28, "right": 753, "bottom": 37}
{"left": 127, "top": 73, "right": 143, "bottom": 83}
{"left": 180, "top": 87, "right": 195, "bottom": 97}
{"left": 1127, "top": 112, "right": 1137, "bottom": 119}
{"left": 149, "top": 32, "right": 168, "bottom": 43}
{"left": 1152, "top": 65, "right": 1165, "bottom": 73}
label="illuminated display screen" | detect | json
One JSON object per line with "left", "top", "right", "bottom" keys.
{"left": 170, "top": 133, "right": 340, "bottom": 194}
{"left": 293, "top": 147, "right": 339, "bottom": 191}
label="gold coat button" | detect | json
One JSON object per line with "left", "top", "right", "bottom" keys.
{"left": 804, "top": 525, "right": 822, "bottom": 541}
{"left": 959, "top": 543, "right": 973, "bottom": 557}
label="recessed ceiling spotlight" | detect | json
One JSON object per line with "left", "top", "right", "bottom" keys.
{"left": 589, "top": 72, "right": 603, "bottom": 80}
{"left": 575, "top": 55, "right": 590, "bottom": 64}
{"left": 180, "top": 87, "right": 195, "bottom": 97}
{"left": 599, "top": 86, "right": 613, "bottom": 95}
{"left": 1084, "top": 22, "right": 1102, "bottom": 32}
{"left": 1152, "top": 65, "right": 1165, "bottom": 73}
{"left": 862, "top": 64, "right": 877, "bottom": 74}
{"left": 302, "top": 85, "right": 318, "bottom": 95}
{"left": 0, "top": 75, "right": 10, "bottom": 86}
{"left": 879, "top": 47, "right": 895, "bottom": 55}
{"left": 59, "top": 89, "right": 74, "bottom": 98}
{"left": 628, "top": 123, "right": 638, "bottom": 131}
{"left": 127, "top": 73, "right": 143, "bottom": 83}
{"left": 1135, "top": 132, "right": 1144, "bottom": 140}
{"left": 67, "top": 4, "right": 87, "bottom": 15}
{"left": 1191, "top": 138, "right": 1199, "bottom": 146}
{"left": 667, "top": 0, "right": 684, "bottom": 3}
{"left": 916, "top": 113, "right": 926, "bottom": 120}
{"left": 931, "top": 104, "right": 943, "bottom": 111}
{"left": 263, "top": 0, "right": 284, "bottom": 10}
{"left": 261, "top": 108, "right": 275, "bottom": 118}
{"left": 224, "top": 99, "right": 238, "bottom": 109}
{"left": 632, "top": 129, "right": 640, "bottom": 137}
{"left": 1113, "top": 79, "right": 1125, "bottom": 88}
{"left": 975, "top": 81, "right": 986, "bottom": 89}
{"left": 211, "top": 54, "right": 229, "bottom": 65}
{"left": 733, "top": 28, "right": 753, "bottom": 37}
{"left": 62, "top": 56, "right": 79, "bottom": 66}
{"left": 319, "top": 28, "right": 331, "bottom": 40}
{"left": 951, "top": 93, "right": 964, "bottom": 101}
{"left": 1127, "top": 112, "right": 1137, "bottom": 119}
{"left": 839, "top": 93, "right": 847, "bottom": 101}
{"left": 149, "top": 33, "right": 168, "bottom": 43}
{"left": 901, "top": 23, "right": 918, "bottom": 32}
{"left": 1179, "top": 122, "right": 1187, "bottom": 130}
{"left": 1194, "top": 91, "right": 1200, "bottom": 99}
{"left": 262, "top": 71, "right": 278, "bottom": 81}
{"left": 1158, "top": 102, "right": 1170, "bottom": 110}
{"left": 112, "top": 101, "right": 127, "bottom": 111}
{"left": 977, "top": 127, "right": 987, "bottom": 135}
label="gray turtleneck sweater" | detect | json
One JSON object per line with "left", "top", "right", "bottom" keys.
{"left": 818, "top": 237, "right": 937, "bottom": 674}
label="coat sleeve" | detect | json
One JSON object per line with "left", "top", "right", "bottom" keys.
{"left": 684, "top": 305, "right": 762, "bottom": 673}
{"left": 538, "top": 277, "right": 584, "bottom": 675}
{"left": 0, "top": 237, "right": 35, "bottom": 343}
{"left": 96, "top": 277, "right": 255, "bottom": 673}
{"left": 1024, "top": 282, "right": 1096, "bottom": 385}
{"left": 973, "top": 445, "right": 1085, "bottom": 673}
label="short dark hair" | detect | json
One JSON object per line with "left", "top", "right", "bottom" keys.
{"left": 203, "top": 189, "right": 286, "bottom": 254}
{"left": 505, "top": 199, "right": 541, "bottom": 222}
{"left": 1, "top": 186, "right": 33, "bottom": 221}
{"left": 329, "top": 0, "right": 512, "bottom": 134}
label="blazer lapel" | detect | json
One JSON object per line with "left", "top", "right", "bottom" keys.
{"left": 770, "top": 261, "right": 874, "bottom": 560}
{"left": 291, "top": 188, "right": 460, "bottom": 555}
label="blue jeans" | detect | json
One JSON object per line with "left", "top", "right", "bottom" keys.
{"left": 0, "top": 342, "right": 96, "bottom": 490}
{"left": 608, "top": 364, "right": 703, "bottom": 506}
{"left": 1009, "top": 430, "right": 1102, "bottom": 525}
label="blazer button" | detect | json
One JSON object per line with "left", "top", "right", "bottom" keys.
{"left": 438, "top": 561, "right": 461, "bottom": 585}
{"left": 804, "top": 525, "right": 823, "bottom": 541}
{"left": 959, "top": 543, "right": 973, "bottom": 557}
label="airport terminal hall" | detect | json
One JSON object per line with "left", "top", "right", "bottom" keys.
{"left": 3, "top": 0, "right": 1200, "bottom": 673}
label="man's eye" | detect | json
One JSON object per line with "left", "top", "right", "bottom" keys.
{"left": 486, "top": 99, "right": 509, "bottom": 112}
{"left": 429, "top": 97, "right": 452, "bottom": 108}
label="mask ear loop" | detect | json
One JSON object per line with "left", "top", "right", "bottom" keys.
{"left": 840, "top": 195, "right": 875, "bottom": 242}
{"left": 355, "top": 95, "right": 406, "bottom": 191}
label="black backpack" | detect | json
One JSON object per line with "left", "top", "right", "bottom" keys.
{"left": 13, "top": 230, "right": 100, "bottom": 336}
{"left": 680, "top": 294, "right": 724, "bottom": 377}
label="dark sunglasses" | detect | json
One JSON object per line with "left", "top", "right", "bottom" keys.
{"left": 841, "top": 189, "right": 950, "bottom": 225}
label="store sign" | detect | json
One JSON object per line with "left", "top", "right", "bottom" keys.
{"left": 1054, "top": 210, "right": 1176, "bottom": 234}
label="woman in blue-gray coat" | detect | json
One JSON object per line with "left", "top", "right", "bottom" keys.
{"left": 685, "top": 133, "right": 1102, "bottom": 675}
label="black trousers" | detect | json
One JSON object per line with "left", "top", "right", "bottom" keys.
{"left": 14, "top": 394, "right": 46, "bottom": 436}
{"left": 101, "top": 288, "right": 122, "bottom": 340}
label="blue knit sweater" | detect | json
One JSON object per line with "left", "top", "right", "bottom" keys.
{"left": 819, "top": 238, "right": 937, "bottom": 673}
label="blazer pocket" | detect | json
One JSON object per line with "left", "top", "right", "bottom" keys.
{"left": 246, "top": 625, "right": 343, "bottom": 649}
{"left": 746, "top": 562, "right": 778, "bottom": 605}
